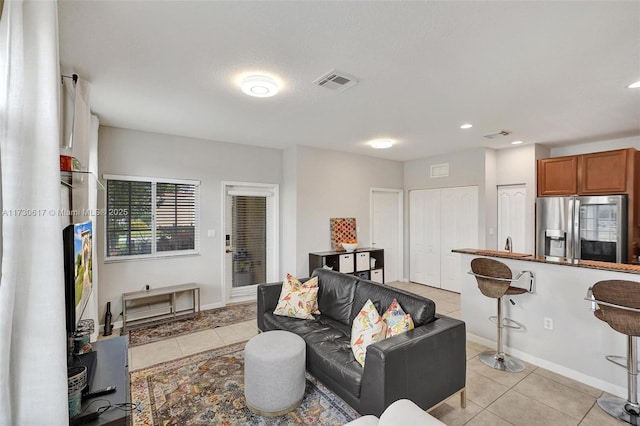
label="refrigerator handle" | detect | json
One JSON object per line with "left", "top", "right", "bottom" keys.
{"left": 573, "top": 198, "right": 581, "bottom": 262}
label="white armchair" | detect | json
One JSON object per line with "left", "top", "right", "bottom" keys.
{"left": 344, "top": 399, "right": 445, "bottom": 426}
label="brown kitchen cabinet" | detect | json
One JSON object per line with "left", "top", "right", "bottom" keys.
{"left": 578, "top": 149, "right": 633, "bottom": 195}
{"left": 537, "top": 156, "right": 578, "bottom": 196}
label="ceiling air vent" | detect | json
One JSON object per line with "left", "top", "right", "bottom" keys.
{"left": 483, "top": 130, "right": 512, "bottom": 139}
{"left": 313, "top": 69, "right": 358, "bottom": 92}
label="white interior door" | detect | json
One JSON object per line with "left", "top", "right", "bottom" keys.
{"left": 409, "top": 189, "right": 440, "bottom": 286}
{"left": 498, "top": 184, "right": 527, "bottom": 253}
{"left": 440, "top": 186, "right": 478, "bottom": 293}
{"left": 422, "top": 190, "right": 441, "bottom": 286}
{"left": 371, "top": 189, "right": 402, "bottom": 282}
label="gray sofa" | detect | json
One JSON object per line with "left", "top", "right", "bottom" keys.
{"left": 256, "top": 268, "right": 466, "bottom": 417}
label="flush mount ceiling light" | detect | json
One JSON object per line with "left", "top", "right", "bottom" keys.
{"left": 628, "top": 81, "right": 640, "bottom": 89}
{"left": 369, "top": 139, "right": 394, "bottom": 149}
{"left": 241, "top": 75, "right": 279, "bottom": 97}
{"left": 460, "top": 123, "right": 473, "bottom": 129}
{"left": 511, "top": 140, "right": 523, "bottom": 145}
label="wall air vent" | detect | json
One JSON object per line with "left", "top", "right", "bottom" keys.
{"left": 482, "top": 130, "right": 512, "bottom": 139}
{"left": 430, "top": 163, "right": 449, "bottom": 178}
{"left": 313, "top": 69, "right": 358, "bottom": 92}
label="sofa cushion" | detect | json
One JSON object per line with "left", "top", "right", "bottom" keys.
{"left": 263, "top": 311, "right": 351, "bottom": 339}
{"left": 273, "top": 275, "right": 319, "bottom": 320}
{"left": 351, "top": 299, "right": 388, "bottom": 366}
{"left": 311, "top": 269, "right": 358, "bottom": 325}
{"left": 274, "top": 274, "right": 320, "bottom": 319}
{"left": 351, "top": 280, "right": 436, "bottom": 327}
{"left": 382, "top": 298, "right": 415, "bottom": 338}
{"left": 305, "top": 330, "right": 364, "bottom": 399}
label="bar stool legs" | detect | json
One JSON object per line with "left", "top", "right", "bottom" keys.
{"left": 597, "top": 335, "right": 640, "bottom": 425}
{"left": 479, "top": 296, "right": 525, "bottom": 373}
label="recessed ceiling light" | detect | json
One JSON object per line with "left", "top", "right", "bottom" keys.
{"left": 511, "top": 140, "right": 523, "bottom": 145}
{"left": 460, "top": 123, "right": 473, "bottom": 129}
{"left": 369, "top": 139, "right": 394, "bottom": 149}
{"left": 241, "top": 75, "right": 279, "bottom": 97}
{"left": 628, "top": 81, "right": 640, "bottom": 89}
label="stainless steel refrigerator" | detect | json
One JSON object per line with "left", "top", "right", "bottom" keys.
{"left": 536, "top": 195, "right": 627, "bottom": 263}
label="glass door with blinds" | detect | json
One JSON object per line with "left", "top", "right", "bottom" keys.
{"left": 223, "top": 183, "right": 278, "bottom": 301}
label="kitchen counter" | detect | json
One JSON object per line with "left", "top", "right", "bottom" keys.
{"left": 455, "top": 249, "right": 639, "bottom": 400}
{"left": 452, "top": 248, "right": 640, "bottom": 274}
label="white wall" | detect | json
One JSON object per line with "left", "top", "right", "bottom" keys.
{"left": 97, "top": 126, "right": 282, "bottom": 320}
{"left": 281, "top": 146, "right": 297, "bottom": 276}
{"left": 484, "top": 150, "right": 497, "bottom": 250}
{"left": 293, "top": 145, "right": 404, "bottom": 277}
{"left": 550, "top": 135, "right": 640, "bottom": 157}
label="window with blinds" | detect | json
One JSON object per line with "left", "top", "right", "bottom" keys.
{"left": 105, "top": 175, "right": 200, "bottom": 260}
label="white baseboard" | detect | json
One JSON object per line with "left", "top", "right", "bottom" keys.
{"left": 466, "top": 333, "right": 627, "bottom": 399}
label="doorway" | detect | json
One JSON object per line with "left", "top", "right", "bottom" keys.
{"left": 370, "top": 188, "right": 403, "bottom": 282}
{"left": 497, "top": 184, "right": 526, "bottom": 254}
{"left": 222, "top": 182, "right": 279, "bottom": 303}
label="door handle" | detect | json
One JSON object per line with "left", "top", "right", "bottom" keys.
{"left": 226, "top": 249, "right": 234, "bottom": 254}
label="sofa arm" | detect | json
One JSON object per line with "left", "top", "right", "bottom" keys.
{"left": 359, "top": 315, "right": 466, "bottom": 417}
{"left": 256, "top": 281, "right": 283, "bottom": 331}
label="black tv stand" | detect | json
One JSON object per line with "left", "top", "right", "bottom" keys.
{"left": 68, "top": 337, "right": 129, "bottom": 426}
{"left": 69, "top": 350, "right": 98, "bottom": 391}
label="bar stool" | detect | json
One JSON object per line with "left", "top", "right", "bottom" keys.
{"left": 469, "top": 258, "right": 534, "bottom": 373}
{"left": 587, "top": 280, "right": 640, "bottom": 425}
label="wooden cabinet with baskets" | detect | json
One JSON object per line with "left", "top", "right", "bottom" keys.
{"left": 309, "top": 248, "right": 385, "bottom": 283}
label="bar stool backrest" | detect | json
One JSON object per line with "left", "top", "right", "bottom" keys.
{"left": 592, "top": 280, "right": 640, "bottom": 337}
{"left": 470, "top": 258, "right": 513, "bottom": 299}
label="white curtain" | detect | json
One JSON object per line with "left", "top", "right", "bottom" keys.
{"left": 0, "top": 0, "right": 69, "bottom": 424}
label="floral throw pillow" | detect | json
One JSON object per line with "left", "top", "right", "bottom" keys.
{"left": 273, "top": 274, "right": 320, "bottom": 320}
{"left": 382, "top": 298, "right": 414, "bottom": 338}
{"left": 351, "top": 299, "right": 388, "bottom": 367}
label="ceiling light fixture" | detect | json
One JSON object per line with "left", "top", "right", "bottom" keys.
{"left": 460, "top": 123, "right": 473, "bottom": 129}
{"left": 370, "top": 139, "right": 394, "bottom": 149}
{"left": 241, "top": 75, "right": 279, "bottom": 97}
{"left": 628, "top": 80, "right": 640, "bottom": 89}
{"left": 511, "top": 140, "right": 523, "bottom": 145}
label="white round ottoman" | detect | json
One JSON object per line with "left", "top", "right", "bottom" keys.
{"left": 244, "top": 330, "right": 306, "bottom": 416}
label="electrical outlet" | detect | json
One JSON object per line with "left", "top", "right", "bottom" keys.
{"left": 544, "top": 317, "right": 553, "bottom": 330}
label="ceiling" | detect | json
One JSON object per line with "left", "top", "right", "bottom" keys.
{"left": 57, "top": 1, "right": 640, "bottom": 162}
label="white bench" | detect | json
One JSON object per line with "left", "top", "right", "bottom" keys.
{"left": 121, "top": 283, "right": 200, "bottom": 332}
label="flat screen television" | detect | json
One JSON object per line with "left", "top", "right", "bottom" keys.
{"left": 63, "top": 220, "right": 93, "bottom": 335}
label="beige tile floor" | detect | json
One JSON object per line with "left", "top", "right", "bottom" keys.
{"left": 125, "top": 282, "right": 627, "bottom": 425}
{"left": 386, "top": 281, "right": 627, "bottom": 426}
{"left": 126, "top": 318, "right": 259, "bottom": 371}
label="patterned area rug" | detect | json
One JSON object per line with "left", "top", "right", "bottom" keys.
{"left": 130, "top": 342, "right": 359, "bottom": 425}
{"left": 126, "top": 302, "right": 257, "bottom": 347}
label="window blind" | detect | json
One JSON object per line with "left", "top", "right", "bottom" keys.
{"left": 156, "top": 183, "right": 198, "bottom": 252}
{"left": 232, "top": 195, "right": 267, "bottom": 285}
{"left": 105, "top": 176, "right": 199, "bottom": 260}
